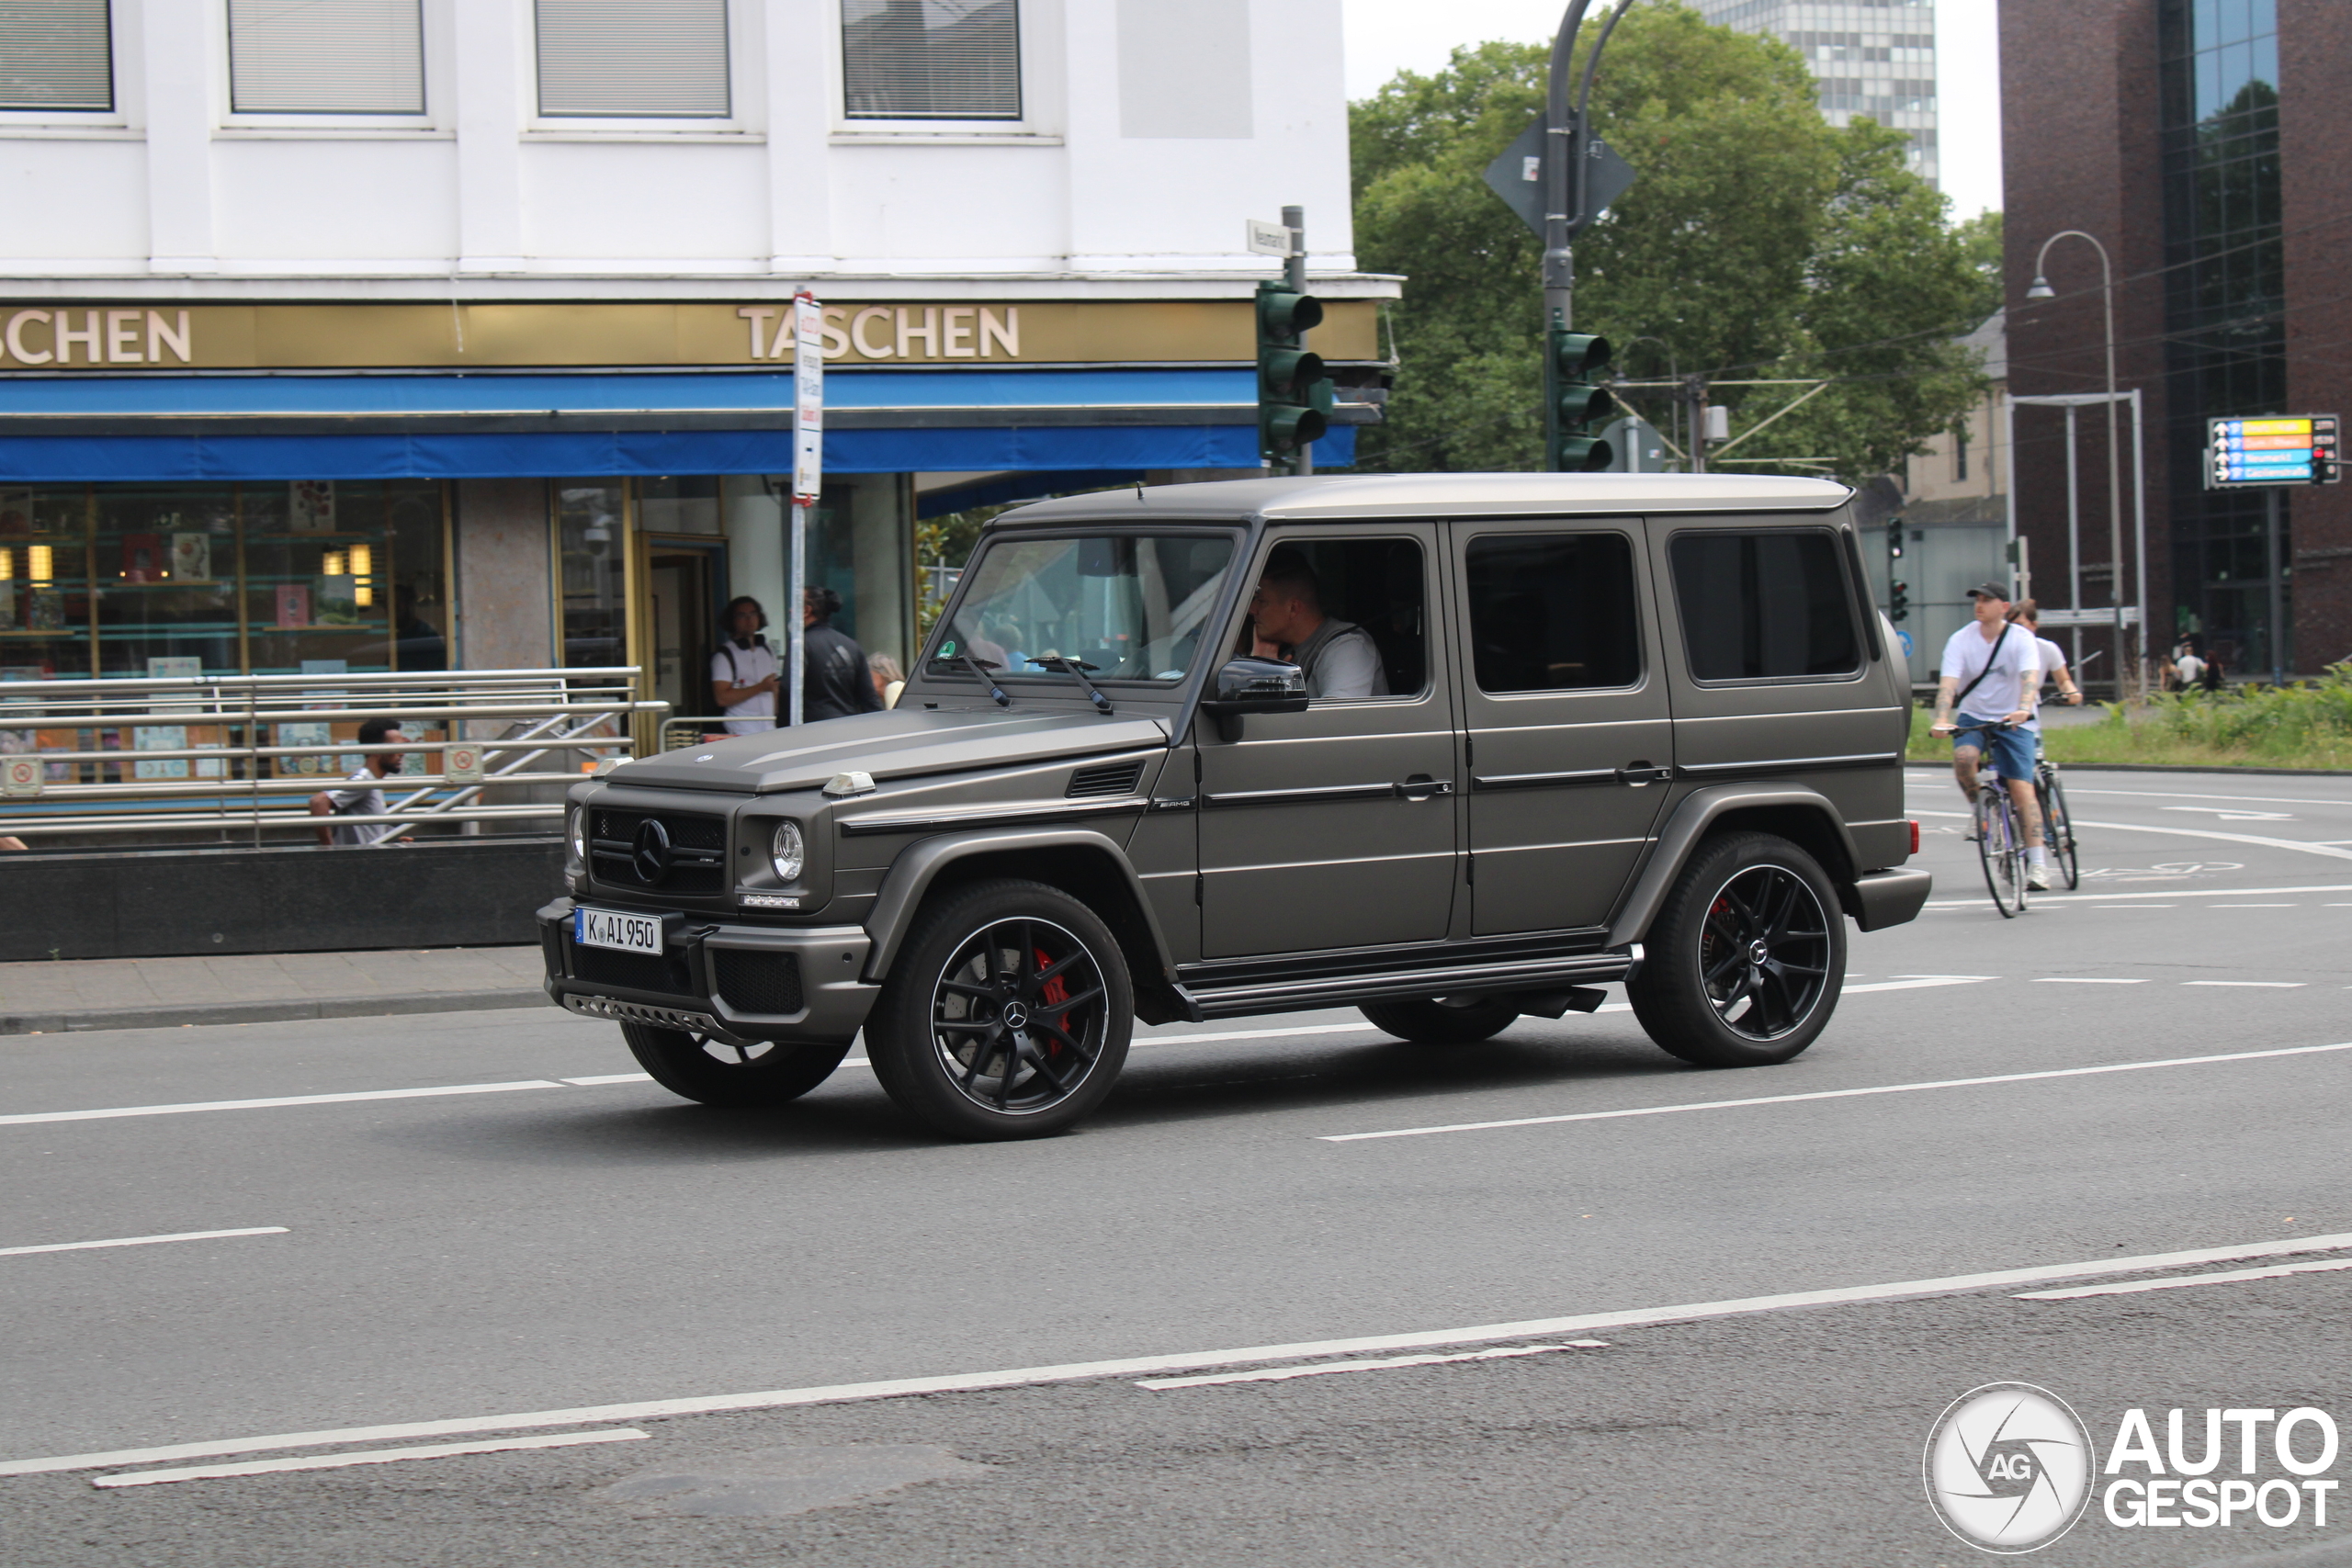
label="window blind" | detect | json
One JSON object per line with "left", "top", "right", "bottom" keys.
{"left": 842, "top": 0, "right": 1020, "bottom": 121}
{"left": 0, "top": 0, "right": 112, "bottom": 111}
{"left": 537, "top": 0, "right": 729, "bottom": 118}
{"left": 228, "top": 0, "right": 424, "bottom": 115}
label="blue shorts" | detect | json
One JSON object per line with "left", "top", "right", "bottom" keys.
{"left": 1953, "top": 713, "right": 2034, "bottom": 780}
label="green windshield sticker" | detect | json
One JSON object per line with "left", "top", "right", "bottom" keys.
{"left": 941, "top": 640, "right": 956, "bottom": 658}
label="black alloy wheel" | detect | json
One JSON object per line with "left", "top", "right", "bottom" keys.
{"left": 866, "top": 879, "right": 1134, "bottom": 1140}
{"left": 1628, "top": 830, "right": 1847, "bottom": 1067}
{"left": 620, "top": 1022, "right": 852, "bottom": 1108}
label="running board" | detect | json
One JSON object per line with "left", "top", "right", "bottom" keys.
{"left": 1175, "top": 952, "right": 1636, "bottom": 1021}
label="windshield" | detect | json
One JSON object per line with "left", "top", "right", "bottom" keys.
{"left": 930, "top": 534, "right": 1237, "bottom": 684}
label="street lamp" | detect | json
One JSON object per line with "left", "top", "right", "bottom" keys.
{"left": 2027, "top": 231, "right": 2132, "bottom": 695}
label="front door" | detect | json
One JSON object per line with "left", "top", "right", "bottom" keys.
{"left": 1452, "top": 519, "right": 1675, "bottom": 936}
{"left": 1196, "top": 525, "right": 1458, "bottom": 958}
{"left": 645, "top": 541, "right": 725, "bottom": 730}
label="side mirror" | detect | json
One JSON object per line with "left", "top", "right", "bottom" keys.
{"left": 1199, "top": 657, "right": 1307, "bottom": 740}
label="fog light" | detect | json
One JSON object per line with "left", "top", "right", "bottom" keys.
{"left": 771, "top": 819, "right": 805, "bottom": 883}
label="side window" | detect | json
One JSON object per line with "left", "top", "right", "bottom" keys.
{"left": 1464, "top": 533, "right": 1640, "bottom": 694}
{"left": 1669, "top": 530, "right": 1860, "bottom": 682}
{"left": 1243, "top": 536, "right": 1425, "bottom": 700}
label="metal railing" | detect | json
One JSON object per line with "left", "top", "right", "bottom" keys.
{"left": 0, "top": 668, "right": 666, "bottom": 846}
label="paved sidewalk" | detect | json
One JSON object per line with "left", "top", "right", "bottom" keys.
{"left": 0, "top": 947, "right": 548, "bottom": 1034}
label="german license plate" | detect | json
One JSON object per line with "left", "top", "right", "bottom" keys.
{"left": 574, "top": 907, "right": 663, "bottom": 955}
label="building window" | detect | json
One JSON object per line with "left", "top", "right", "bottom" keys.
{"left": 228, "top": 0, "right": 424, "bottom": 116}
{"left": 0, "top": 0, "right": 113, "bottom": 112}
{"left": 536, "top": 0, "right": 729, "bottom": 118}
{"left": 842, "top": 0, "right": 1021, "bottom": 121}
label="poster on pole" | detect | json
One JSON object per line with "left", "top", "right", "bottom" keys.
{"left": 792, "top": 292, "right": 824, "bottom": 503}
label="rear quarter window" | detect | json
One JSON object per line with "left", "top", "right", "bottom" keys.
{"left": 1669, "top": 530, "right": 1860, "bottom": 682}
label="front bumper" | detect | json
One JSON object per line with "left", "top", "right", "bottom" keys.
{"left": 538, "top": 897, "right": 879, "bottom": 1046}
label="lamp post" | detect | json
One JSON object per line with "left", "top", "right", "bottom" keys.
{"left": 2026, "top": 232, "right": 2133, "bottom": 696}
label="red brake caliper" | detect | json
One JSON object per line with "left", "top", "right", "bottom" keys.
{"left": 1035, "top": 948, "right": 1069, "bottom": 1054}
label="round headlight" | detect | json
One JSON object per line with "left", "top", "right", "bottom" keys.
{"left": 771, "top": 819, "right": 805, "bottom": 883}
{"left": 566, "top": 805, "right": 586, "bottom": 865}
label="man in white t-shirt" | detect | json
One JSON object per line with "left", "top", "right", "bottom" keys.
{"left": 1929, "top": 582, "right": 2049, "bottom": 886}
{"left": 1247, "top": 547, "right": 1389, "bottom": 700}
{"left": 710, "top": 595, "right": 780, "bottom": 735}
{"left": 2008, "top": 601, "right": 2085, "bottom": 726}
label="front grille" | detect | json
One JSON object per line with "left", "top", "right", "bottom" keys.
{"left": 711, "top": 949, "right": 806, "bottom": 1015}
{"left": 571, "top": 943, "right": 695, "bottom": 997}
{"left": 590, "top": 808, "right": 728, "bottom": 894}
{"left": 1068, "top": 759, "right": 1144, "bottom": 798}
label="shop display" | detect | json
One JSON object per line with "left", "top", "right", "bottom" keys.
{"left": 121, "top": 533, "right": 165, "bottom": 581}
{"left": 170, "top": 533, "right": 211, "bottom": 581}
{"left": 290, "top": 481, "right": 335, "bottom": 533}
{"left": 276, "top": 584, "right": 311, "bottom": 627}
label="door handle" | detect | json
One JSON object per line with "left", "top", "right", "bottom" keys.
{"left": 1614, "top": 761, "right": 1674, "bottom": 786}
{"left": 1395, "top": 774, "right": 1454, "bottom": 800}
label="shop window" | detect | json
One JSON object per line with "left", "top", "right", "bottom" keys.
{"left": 0, "top": 0, "right": 113, "bottom": 112}
{"left": 1669, "top": 530, "right": 1860, "bottom": 682}
{"left": 228, "top": 0, "right": 424, "bottom": 115}
{"left": 536, "top": 0, "right": 729, "bottom": 118}
{"left": 558, "top": 482, "right": 629, "bottom": 668}
{"left": 239, "top": 482, "right": 444, "bottom": 676}
{"left": 638, "top": 476, "right": 722, "bottom": 536}
{"left": 0, "top": 488, "right": 95, "bottom": 680}
{"left": 1464, "top": 533, "right": 1641, "bottom": 694}
{"left": 842, "top": 0, "right": 1021, "bottom": 120}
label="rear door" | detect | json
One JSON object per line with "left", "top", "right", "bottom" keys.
{"left": 1451, "top": 519, "right": 1675, "bottom": 936}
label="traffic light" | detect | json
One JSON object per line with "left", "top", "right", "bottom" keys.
{"left": 1257, "top": 280, "right": 1331, "bottom": 468}
{"left": 1887, "top": 525, "right": 1905, "bottom": 561}
{"left": 1545, "top": 330, "right": 1616, "bottom": 471}
{"left": 1890, "top": 579, "right": 1910, "bottom": 623}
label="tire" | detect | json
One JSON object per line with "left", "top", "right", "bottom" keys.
{"left": 1626, "top": 830, "right": 1846, "bottom": 1068}
{"left": 1361, "top": 997, "right": 1520, "bottom": 1045}
{"left": 1976, "top": 786, "right": 2023, "bottom": 918}
{"left": 2041, "top": 770, "right": 2081, "bottom": 890}
{"left": 864, "top": 878, "right": 1133, "bottom": 1141}
{"left": 621, "top": 1022, "right": 853, "bottom": 1109}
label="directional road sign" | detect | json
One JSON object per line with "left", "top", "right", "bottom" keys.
{"left": 2206, "top": 413, "right": 2339, "bottom": 488}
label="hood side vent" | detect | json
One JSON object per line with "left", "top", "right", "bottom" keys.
{"left": 1067, "top": 759, "right": 1145, "bottom": 799}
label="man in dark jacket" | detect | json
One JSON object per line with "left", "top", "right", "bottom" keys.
{"left": 801, "top": 585, "right": 884, "bottom": 722}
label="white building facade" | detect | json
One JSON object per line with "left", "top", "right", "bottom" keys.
{"left": 0, "top": 0, "right": 1389, "bottom": 725}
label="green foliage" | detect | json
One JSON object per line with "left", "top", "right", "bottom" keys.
{"left": 1350, "top": 2, "right": 1992, "bottom": 481}
{"left": 1903, "top": 668, "right": 2352, "bottom": 770}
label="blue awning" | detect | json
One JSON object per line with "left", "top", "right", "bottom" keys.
{"left": 0, "top": 367, "right": 1354, "bottom": 479}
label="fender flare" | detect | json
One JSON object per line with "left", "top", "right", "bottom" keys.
{"left": 863, "top": 826, "right": 1177, "bottom": 982}
{"left": 1604, "top": 784, "right": 1862, "bottom": 948}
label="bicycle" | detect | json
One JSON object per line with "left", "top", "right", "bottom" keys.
{"left": 2031, "top": 736, "right": 2080, "bottom": 890}
{"left": 1952, "top": 720, "right": 2030, "bottom": 918}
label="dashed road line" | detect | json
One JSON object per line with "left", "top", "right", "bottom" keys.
{"left": 1136, "top": 1341, "right": 1611, "bottom": 1390}
{"left": 2015, "top": 1258, "right": 2352, "bottom": 1302}
{"left": 9, "top": 1232, "right": 2351, "bottom": 1479}
{"left": 1, "top": 1226, "right": 287, "bottom": 1258}
{"left": 2032, "top": 977, "right": 2149, "bottom": 985}
{"left": 0, "top": 1080, "right": 562, "bottom": 1127}
{"left": 2182, "top": 980, "right": 2306, "bottom": 988}
{"left": 92, "top": 1428, "right": 648, "bottom": 1489}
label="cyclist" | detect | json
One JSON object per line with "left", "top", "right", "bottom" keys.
{"left": 2007, "top": 600, "right": 2086, "bottom": 720}
{"left": 1928, "top": 582, "right": 2048, "bottom": 888}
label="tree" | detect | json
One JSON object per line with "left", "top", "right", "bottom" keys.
{"left": 1350, "top": 2, "right": 1992, "bottom": 482}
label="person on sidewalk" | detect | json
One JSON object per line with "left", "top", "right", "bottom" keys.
{"left": 309, "top": 717, "right": 416, "bottom": 847}
{"left": 869, "top": 653, "right": 906, "bottom": 710}
{"left": 801, "top": 586, "right": 884, "bottom": 723}
{"left": 710, "top": 596, "right": 781, "bottom": 735}
{"left": 1928, "top": 583, "right": 2049, "bottom": 887}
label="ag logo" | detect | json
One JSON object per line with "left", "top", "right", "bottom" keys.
{"left": 1924, "top": 1382, "right": 2095, "bottom": 1553}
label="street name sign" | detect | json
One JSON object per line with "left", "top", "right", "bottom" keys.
{"left": 2205, "top": 413, "right": 2339, "bottom": 488}
{"left": 1245, "top": 219, "right": 1298, "bottom": 257}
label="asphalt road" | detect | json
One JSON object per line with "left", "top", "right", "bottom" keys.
{"left": 3, "top": 766, "right": 2348, "bottom": 1567}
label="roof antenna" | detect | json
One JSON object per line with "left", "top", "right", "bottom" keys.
{"left": 1134, "top": 479, "right": 1145, "bottom": 502}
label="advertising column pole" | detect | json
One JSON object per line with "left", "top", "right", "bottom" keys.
{"left": 789, "top": 290, "right": 823, "bottom": 729}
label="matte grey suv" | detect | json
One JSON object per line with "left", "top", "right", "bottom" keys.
{"left": 540, "top": 475, "right": 1929, "bottom": 1140}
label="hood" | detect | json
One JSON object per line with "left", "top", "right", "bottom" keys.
{"left": 609, "top": 706, "right": 1172, "bottom": 795}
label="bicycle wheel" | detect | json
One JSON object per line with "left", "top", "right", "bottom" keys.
{"left": 2041, "top": 766, "right": 2081, "bottom": 889}
{"left": 1976, "top": 784, "right": 2023, "bottom": 918}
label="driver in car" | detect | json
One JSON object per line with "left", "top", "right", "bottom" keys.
{"left": 1246, "top": 547, "right": 1388, "bottom": 700}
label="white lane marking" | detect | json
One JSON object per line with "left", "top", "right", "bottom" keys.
{"left": 1910, "top": 810, "right": 2352, "bottom": 863}
{"left": 2183, "top": 980, "right": 2305, "bottom": 987}
{"left": 560, "top": 1074, "right": 653, "bottom": 1087}
{"left": 0, "top": 1080, "right": 564, "bottom": 1128}
{"left": 1925, "top": 883, "right": 2352, "bottom": 908}
{"left": 2211, "top": 903, "right": 2296, "bottom": 908}
{"left": 837, "top": 1024, "right": 1389, "bottom": 1074}
{"left": 2015, "top": 1258, "right": 2352, "bottom": 1302}
{"left": 2032, "top": 977, "right": 2149, "bottom": 984}
{"left": 2066, "top": 787, "right": 2352, "bottom": 808}
{"left": 1, "top": 1227, "right": 287, "bottom": 1258}
{"left": 1136, "top": 1340, "right": 1611, "bottom": 1390}
{"left": 2096, "top": 904, "right": 2176, "bottom": 908}
{"left": 10, "top": 1232, "right": 2352, "bottom": 1479}
{"left": 91, "top": 1428, "right": 647, "bottom": 1489}
{"left": 2161, "top": 807, "right": 2297, "bottom": 821}
{"left": 1319, "top": 1040, "right": 2352, "bottom": 1144}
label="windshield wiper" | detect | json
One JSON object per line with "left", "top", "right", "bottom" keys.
{"left": 1032, "top": 654, "right": 1114, "bottom": 716}
{"left": 948, "top": 651, "right": 1012, "bottom": 706}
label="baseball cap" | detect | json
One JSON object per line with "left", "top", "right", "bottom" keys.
{"left": 1964, "top": 582, "right": 2010, "bottom": 600}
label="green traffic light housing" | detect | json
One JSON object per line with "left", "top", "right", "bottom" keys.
{"left": 1261, "top": 346, "right": 1326, "bottom": 400}
{"left": 1257, "top": 288, "right": 1324, "bottom": 340}
{"left": 1257, "top": 280, "right": 1333, "bottom": 466}
{"left": 1550, "top": 332, "right": 1611, "bottom": 378}
{"left": 1544, "top": 327, "right": 1616, "bottom": 472}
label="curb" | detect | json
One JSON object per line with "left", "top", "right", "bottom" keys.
{"left": 0, "top": 987, "right": 552, "bottom": 1037}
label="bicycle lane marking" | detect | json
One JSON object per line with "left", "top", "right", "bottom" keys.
{"left": 1909, "top": 809, "right": 2352, "bottom": 863}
